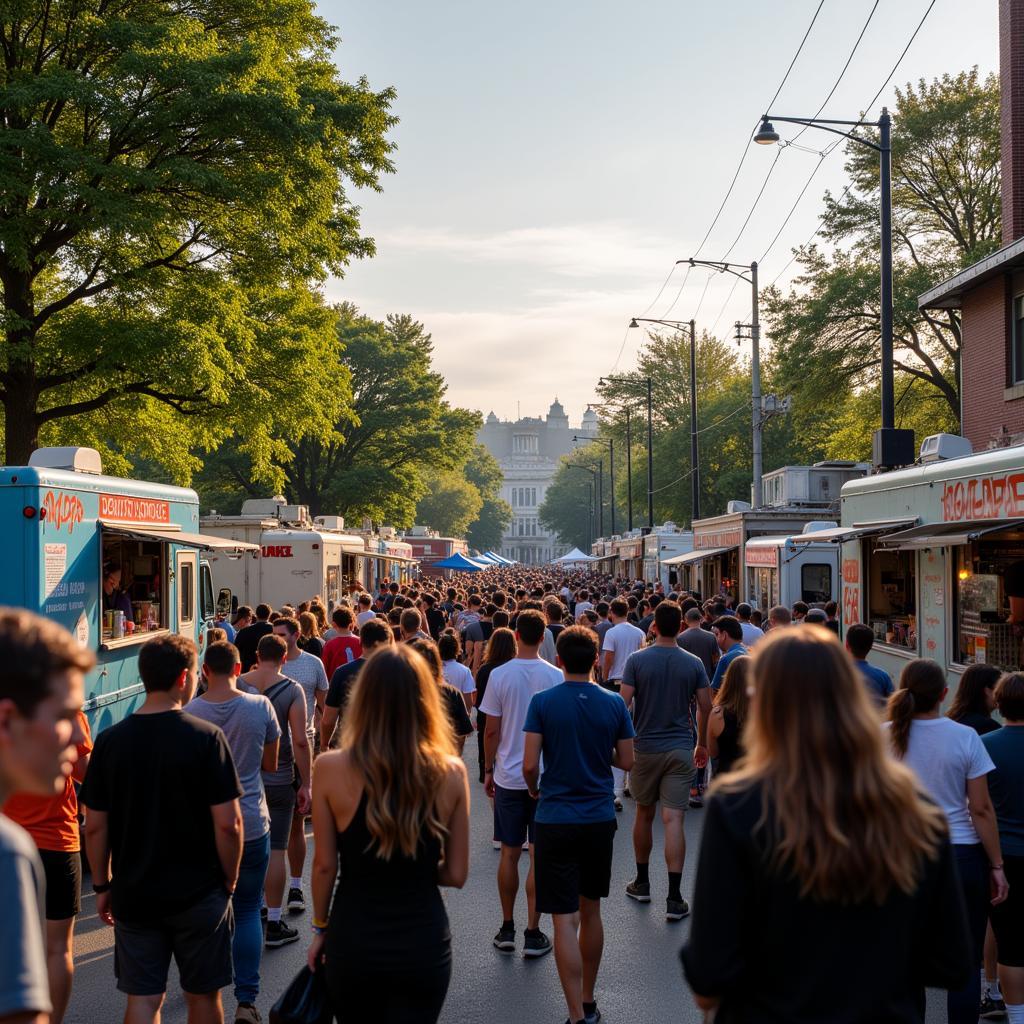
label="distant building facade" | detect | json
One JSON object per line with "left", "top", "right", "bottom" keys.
{"left": 477, "top": 400, "right": 598, "bottom": 564}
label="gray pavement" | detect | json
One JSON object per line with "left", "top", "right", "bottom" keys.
{"left": 67, "top": 755, "right": 951, "bottom": 1024}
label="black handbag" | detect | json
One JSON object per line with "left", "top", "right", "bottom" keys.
{"left": 269, "top": 965, "right": 333, "bottom": 1024}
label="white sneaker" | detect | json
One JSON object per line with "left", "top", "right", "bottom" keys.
{"left": 492, "top": 839, "right": 501, "bottom": 850}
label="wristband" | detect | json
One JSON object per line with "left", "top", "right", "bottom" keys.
{"left": 312, "top": 916, "right": 329, "bottom": 930}
{"left": 311, "top": 923, "right": 328, "bottom": 935}
{"left": 93, "top": 880, "right": 112, "bottom": 894}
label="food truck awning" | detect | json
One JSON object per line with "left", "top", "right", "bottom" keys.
{"left": 100, "top": 523, "right": 259, "bottom": 553}
{"left": 877, "top": 519, "right": 1024, "bottom": 551}
{"left": 662, "top": 545, "right": 736, "bottom": 567}
{"left": 368, "top": 552, "right": 417, "bottom": 564}
{"left": 789, "top": 519, "right": 916, "bottom": 545}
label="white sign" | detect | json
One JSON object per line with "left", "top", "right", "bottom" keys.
{"left": 44, "top": 543, "right": 67, "bottom": 598}
{"left": 75, "top": 611, "right": 89, "bottom": 649}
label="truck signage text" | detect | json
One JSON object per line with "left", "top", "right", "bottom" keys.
{"left": 941, "top": 473, "right": 1024, "bottom": 522}
{"left": 42, "top": 491, "right": 84, "bottom": 534}
{"left": 99, "top": 493, "right": 171, "bottom": 525}
{"left": 262, "top": 545, "right": 293, "bottom": 557}
{"left": 744, "top": 546, "right": 778, "bottom": 567}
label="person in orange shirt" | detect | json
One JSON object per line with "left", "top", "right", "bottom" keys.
{"left": 4, "top": 708, "right": 93, "bottom": 1024}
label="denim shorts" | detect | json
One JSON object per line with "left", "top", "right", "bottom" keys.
{"left": 493, "top": 785, "right": 537, "bottom": 847}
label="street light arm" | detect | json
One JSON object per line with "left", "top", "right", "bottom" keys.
{"left": 761, "top": 114, "right": 883, "bottom": 152}
{"left": 681, "top": 258, "right": 751, "bottom": 283}
{"left": 627, "top": 318, "right": 694, "bottom": 331}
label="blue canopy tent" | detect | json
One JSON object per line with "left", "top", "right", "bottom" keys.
{"left": 486, "top": 551, "right": 515, "bottom": 565}
{"left": 432, "top": 552, "right": 489, "bottom": 572}
{"left": 472, "top": 552, "right": 500, "bottom": 564}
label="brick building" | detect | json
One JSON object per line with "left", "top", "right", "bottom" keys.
{"left": 919, "top": 0, "right": 1024, "bottom": 449}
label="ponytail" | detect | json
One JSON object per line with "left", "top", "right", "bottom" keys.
{"left": 887, "top": 658, "right": 946, "bottom": 758}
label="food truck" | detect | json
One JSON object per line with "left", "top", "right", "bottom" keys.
{"left": 837, "top": 435, "right": 1024, "bottom": 684}
{"left": 0, "top": 447, "right": 257, "bottom": 732}
{"left": 200, "top": 499, "right": 381, "bottom": 612}
{"left": 742, "top": 523, "right": 842, "bottom": 610}
{"left": 642, "top": 524, "right": 694, "bottom": 589}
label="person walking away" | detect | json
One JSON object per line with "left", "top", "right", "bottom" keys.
{"left": 81, "top": 635, "right": 243, "bottom": 1024}
{"left": 474, "top": 628, "right": 517, "bottom": 786}
{"left": 707, "top": 656, "right": 751, "bottom": 774}
{"left": 887, "top": 658, "right": 1008, "bottom": 1024}
{"left": 523, "top": 627, "right": 635, "bottom": 1024}
{"left": 824, "top": 600, "right": 840, "bottom": 634}
{"left": 0, "top": 609, "right": 92, "bottom": 1024}
{"left": 234, "top": 604, "right": 273, "bottom": 673}
{"left": 321, "top": 620, "right": 392, "bottom": 751}
{"left": 983, "top": 673, "right": 1024, "bottom": 1024}
{"left": 710, "top": 617, "right": 747, "bottom": 690}
{"left": 845, "top": 624, "right": 894, "bottom": 707}
{"left": 307, "top": 645, "right": 469, "bottom": 1024}
{"left": 321, "top": 608, "right": 362, "bottom": 681}
{"left": 185, "top": 642, "right": 280, "bottom": 1024}
{"left": 480, "top": 609, "right": 560, "bottom": 958}
{"left": 273, "top": 616, "right": 328, "bottom": 914}
{"left": 734, "top": 604, "right": 763, "bottom": 646}
{"left": 407, "top": 639, "right": 474, "bottom": 755}
{"left": 240, "top": 634, "right": 311, "bottom": 951}
{"left": 601, "top": 599, "right": 645, "bottom": 811}
{"left": 464, "top": 602, "right": 495, "bottom": 675}
{"left": 355, "top": 593, "right": 376, "bottom": 630}
{"left": 297, "top": 612, "right": 324, "bottom": 661}
{"left": 439, "top": 632, "right": 476, "bottom": 712}
{"left": 677, "top": 607, "right": 718, "bottom": 678}
{"left": 682, "top": 628, "right": 972, "bottom": 1021}
{"left": 765, "top": 604, "right": 792, "bottom": 632}
{"left": 620, "top": 601, "right": 710, "bottom": 920}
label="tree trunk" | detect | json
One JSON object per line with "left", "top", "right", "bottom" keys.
{"left": 4, "top": 377, "right": 41, "bottom": 465}
{"left": 3, "top": 270, "right": 41, "bottom": 466}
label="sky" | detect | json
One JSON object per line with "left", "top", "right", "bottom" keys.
{"left": 317, "top": 0, "right": 999, "bottom": 426}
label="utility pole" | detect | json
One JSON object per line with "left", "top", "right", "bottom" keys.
{"left": 646, "top": 376, "right": 654, "bottom": 529}
{"left": 688, "top": 319, "right": 700, "bottom": 522}
{"left": 750, "top": 262, "right": 762, "bottom": 509}
{"left": 625, "top": 408, "right": 633, "bottom": 532}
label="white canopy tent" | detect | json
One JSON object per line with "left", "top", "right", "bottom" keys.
{"left": 551, "top": 547, "right": 599, "bottom": 564}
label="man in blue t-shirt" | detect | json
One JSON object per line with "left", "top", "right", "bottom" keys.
{"left": 523, "top": 626, "right": 635, "bottom": 1024}
{"left": 845, "top": 624, "right": 894, "bottom": 706}
{"left": 710, "top": 616, "right": 748, "bottom": 690}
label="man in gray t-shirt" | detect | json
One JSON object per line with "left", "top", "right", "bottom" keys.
{"left": 676, "top": 607, "right": 719, "bottom": 679}
{"left": 619, "top": 601, "right": 712, "bottom": 918}
{"left": 273, "top": 618, "right": 329, "bottom": 742}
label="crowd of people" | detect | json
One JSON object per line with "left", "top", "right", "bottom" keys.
{"left": 0, "top": 564, "right": 1021, "bottom": 1024}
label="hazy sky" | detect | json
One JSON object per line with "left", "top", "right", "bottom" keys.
{"left": 318, "top": 0, "right": 998, "bottom": 426}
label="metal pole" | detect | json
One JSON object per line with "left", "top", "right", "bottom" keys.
{"left": 625, "top": 408, "right": 633, "bottom": 532}
{"left": 646, "top": 377, "right": 654, "bottom": 528}
{"left": 689, "top": 320, "right": 700, "bottom": 523}
{"left": 609, "top": 437, "right": 615, "bottom": 535}
{"left": 587, "top": 482, "right": 593, "bottom": 549}
{"left": 598, "top": 462, "right": 604, "bottom": 537}
{"left": 750, "top": 262, "right": 763, "bottom": 509}
{"left": 879, "top": 107, "right": 894, "bottom": 431}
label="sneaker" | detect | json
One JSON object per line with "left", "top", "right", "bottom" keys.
{"left": 613, "top": 796, "right": 624, "bottom": 812}
{"left": 666, "top": 897, "right": 690, "bottom": 921}
{"left": 287, "top": 887, "right": 305, "bottom": 913}
{"left": 235, "top": 1004, "right": 262, "bottom": 1024}
{"left": 264, "top": 920, "right": 300, "bottom": 948}
{"left": 492, "top": 839, "right": 501, "bottom": 850}
{"left": 259, "top": 905, "right": 267, "bottom": 921}
{"left": 688, "top": 793, "right": 704, "bottom": 809}
{"left": 980, "top": 995, "right": 1007, "bottom": 1019}
{"left": 625, "top": 879, "right": 651, "bottom": 903}
{"left": 523, "top": 928, "right": 552, "bottom": 958}
{"left": 583, "top": 1004, "right": 602, "bottom": 1024}
{"left": 493, "top": 923, "right": 516, "bottom": 952}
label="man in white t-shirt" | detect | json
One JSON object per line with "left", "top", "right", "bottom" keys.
{"left": 574, "top": 589, "right": 594, "bottom": 617}
{"left": 601, "top": 598, "right": 645, "bottom": 809}
{"left": 736, "top": 603, "right": 765, "bottom": 646}
{"left": 439, "top": 631, "right": 476, "bottom": 712}
{"left": 355, "top": 593, "right": 376, "bottom": 629}
{"left": 480, "top": 609, "right": 560, "bottom": 960}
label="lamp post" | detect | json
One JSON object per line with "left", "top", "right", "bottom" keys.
{"left": 576, "top": 434, "right": 615, "bottom": 535}
{"left": 753, "top": 111, "right": 914, "bottom": 468}
{"left": 682, "top": 261, "right": 763, "bottom": 507}
{"left": 621, "top": 319, "right": 700, "bottom": 523}
{"left": 624, "top": 408, "right": 633, "bottom": 531}
{"left": 565, "top": 465, "right": 597, "bottom": 549}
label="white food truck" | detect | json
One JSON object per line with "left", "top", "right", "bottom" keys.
{"left": 837, "top": 434, "right": 1024, "bottom": 684}
{"left": 743, "top": 522, "right": 842, "bottom": 610}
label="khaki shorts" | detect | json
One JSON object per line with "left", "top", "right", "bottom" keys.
{"left": 630, "top": 748, "right": 695, "bottom": 810}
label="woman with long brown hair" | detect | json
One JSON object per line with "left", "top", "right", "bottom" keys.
{"left": 682, "top": 628, "right": 970, "bottom": 1022}
{"left": 947, "top": 662, "right": 1002, "bottom": 736}
{"left": 887, "top": 658, "right": 1008, "bottom": 1024}
{"left": 707, "top": 654, "right": 750, "bottom": 774}
{"left": 307, "top": 644, "right": 470, "bottom": 1023}
{"left": 475, "top": 627, "right": 517, "bottom": 783}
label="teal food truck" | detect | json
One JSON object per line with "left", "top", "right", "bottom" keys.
{"left": 0, "top": 447, "right": 256, "bottom": 734}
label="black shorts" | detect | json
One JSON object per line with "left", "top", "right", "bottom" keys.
{"left": 114, "top": 888, "right": 233, "bottom": 996}
{"left": 493, "top": 785, "right": 536, "bottom": 847}
{"left": 990, "top": 854, "right": 1024, "bottom": 966}
{"left": 535, "top": 819, "right": 617, "bottom": 915}
{"left": 38, "top": 849, "right": 81, "bottom": 920}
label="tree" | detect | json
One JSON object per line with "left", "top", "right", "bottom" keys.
{"left": 415, "top": 472, "right": 483, "bottom": 539}
{"left": 538, "top": 459, "right": 597, "bottom": 552}
{"left": 0, "top": 0, "right": 396, "bottom": 464}
{"left": 463, "top": 445, "right": 512, "bottom": 552}
{"left": 764, "top": 69, "right": 1000, "bottom": 428}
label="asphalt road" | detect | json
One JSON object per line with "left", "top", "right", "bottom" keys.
{"left": 67, "top": 756, "right": 953, "bottom": 1024}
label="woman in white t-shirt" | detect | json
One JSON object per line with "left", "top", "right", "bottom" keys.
{"left": 887, "top": 658, "right": 1009, "bottom": 1024}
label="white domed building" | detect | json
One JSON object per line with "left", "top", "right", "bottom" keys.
{"left": 476, "top": 399, "right": 598, "bottom": 564}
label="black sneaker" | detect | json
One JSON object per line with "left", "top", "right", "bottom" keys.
{"left": 523, "top": 928, "right": 552, "bottom": 958}
{"left": 980, "top": 995, "right": 1007, "bottom": 1019}
{"left": 625, "top": 879, "right": 651, "bottom": 902}
{"left": 583, "top": 1004, "right": 602, "bottom": 1024}
{"left": 493, "top": 923, "right": 516, "bottom": 952}
{"left": 259, "top": 905, "right": 267, "bottom": 921}
{"left": 264, "top": 920, "right": 300, "bottom": 948}
{"left": 666, "top": 897, "right": 690, "bottom": 921}
{"left": 287, "top": 887, "right": 305, "bottom": 913}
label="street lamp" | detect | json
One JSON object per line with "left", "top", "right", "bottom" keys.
{"left": 567, "top": 461, "right": 603, "bottom": 537}
{"left": 565, "top": 465, "right": 598, "bottom": 548}
{"left": 620, "top": 320, "right": 699, "bottom": 523}
{"left": 576, "top": 434, "right": 614, "bottom": 535}
{"left": 682, "top": 260, "right": 764, "bottom": 507}
{"left": 600, "top": 367, "right": 657, "bottom": 530}
{"left": 753, "top": 110, "right": 915, "bottom": 468}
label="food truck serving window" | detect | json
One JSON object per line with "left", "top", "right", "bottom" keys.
{"left": 865, "top": 541, "right": 917, "bottom": 651}
{"left": 801, "top": 564, "right": 832, "bottom": 604}
{"left": 954, "top": 525, "right": 1024, "bottom": 672}
{"left": 101, "top": 531, "right": 168, "bottom": 641}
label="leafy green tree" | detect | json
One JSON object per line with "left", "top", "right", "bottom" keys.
{"left": 764, "top": 69, "right": 1000, "bottom": 428}
{"left": 0, "top": 0, "right": 395, "bottom": 464}
{"left": 463, "top": 445, "right": 512, "bottom": 552}
{"left": 538, "top": 458, "right": 597, "bottom": 552}
{"left": 416, "top": 472, "right": 483, "bottom": 539}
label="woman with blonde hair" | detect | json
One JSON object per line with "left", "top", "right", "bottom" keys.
{"left": 682, "top": 628, "right": 970, "bottom": 1022}
{"left": 307, "top": 644, "right": 470, "bottom": 1023}
{"left": 297, "top": 610, "right": 324, "bottom": 660}
{"left": 707, "top": 654, "right": 750, "bottom": 774}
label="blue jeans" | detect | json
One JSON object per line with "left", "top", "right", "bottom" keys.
{"left": 948, "top": 843, "right": 988, "bottom": 1024}
{"left": 232, "top": 832, "right": 270, "bottom": 1004}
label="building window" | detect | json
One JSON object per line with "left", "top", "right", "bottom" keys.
{"left": 1014, "top": 295, "right": 1024, "bottom": 385}
{"left": 865, "top": 541, "right": 917, "bottom": 651}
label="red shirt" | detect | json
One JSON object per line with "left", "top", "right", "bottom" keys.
{"left": 322, "top": 635, "right": 363, "bottom": 680}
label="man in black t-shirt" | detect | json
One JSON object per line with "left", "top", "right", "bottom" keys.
{"left": 82, "top": 635, "right": 242, "bottom": 1023}
{"left": 234, "top": 602, "right": 274, "bottom": 672}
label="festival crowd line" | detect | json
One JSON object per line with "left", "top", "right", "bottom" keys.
{"left": 0, "top": 567, "right": 1022, "bottom": 1024}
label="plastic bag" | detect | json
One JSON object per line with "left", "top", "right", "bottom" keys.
{"left": 269, "top": 965, "right": 333, "bottom": 1024}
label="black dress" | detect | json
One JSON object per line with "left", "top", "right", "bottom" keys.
{"left": 325, "top": 792, "right": 451, "bottom": 1023}
{"left": 715, "top": 710, "right": 742, "bottom": 773}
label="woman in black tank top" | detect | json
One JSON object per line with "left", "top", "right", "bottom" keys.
{"left": 307, "top": 645, "right": 470, "bottom": 1024}
{"left": 708, "top": 654, "right": 751, "bottom": 775}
